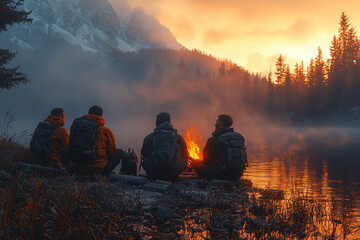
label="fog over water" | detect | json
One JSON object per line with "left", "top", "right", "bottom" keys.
{"left": 241, "top": 127, "right": 360, "bottom": 216}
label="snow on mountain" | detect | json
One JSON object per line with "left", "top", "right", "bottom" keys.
{"left": 2, "top": 0, "right": 182, "bottom": 54}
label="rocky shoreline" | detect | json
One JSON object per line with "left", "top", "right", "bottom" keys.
{"left": 1, "top": 162, "right": 357, "bottom": 239}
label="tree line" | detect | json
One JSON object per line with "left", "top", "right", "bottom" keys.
{"left": 214, "top": 13, "right": 360, "bottom": 121}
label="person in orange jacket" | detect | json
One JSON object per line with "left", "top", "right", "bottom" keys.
{"left": 30, "top": 108, "right": 69, "bottom": 168}
{"left": 69, "top": 105, "right": 124, "bottom": 175}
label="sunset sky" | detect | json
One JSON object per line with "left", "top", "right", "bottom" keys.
{"left": 115, "top": 0, "right": 360, "bottom": 74}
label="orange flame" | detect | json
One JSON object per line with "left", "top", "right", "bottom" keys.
{"left": 184, "top": 126, "right": 203, "bottom": 161}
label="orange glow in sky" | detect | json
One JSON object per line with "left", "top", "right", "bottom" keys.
{"left": 111, "top": 0, "right": 360, "bottom": 74}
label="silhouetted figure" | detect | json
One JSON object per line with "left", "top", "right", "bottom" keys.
{"left": 30, "top": 108, "right": 69, "bottom": 168}
{"left": 141, "top": 112, "right": 189, "bottom": 180}
{"left": 192, "top": 114, "right": 247, "bottom": 180}
{"left": 68, "top": 105, "right": 124, "bottom": 175}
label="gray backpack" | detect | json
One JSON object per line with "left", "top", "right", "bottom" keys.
{"left": 30, "top": 121, "right": 60, "bottom": 157}
{"left": 143, "top": 122, "right": 181, "bottom": 179}
{"left": 217, "top": 132, "right": 247, "bottom": 169}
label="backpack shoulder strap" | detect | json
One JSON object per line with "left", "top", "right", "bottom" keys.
{"left": 218, "top": 132, "right": 244, "bottom": 147}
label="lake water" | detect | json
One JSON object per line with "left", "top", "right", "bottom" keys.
{"left": 243, "top": 127, "right": 360, "bottom": 216}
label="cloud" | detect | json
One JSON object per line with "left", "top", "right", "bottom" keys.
{"left": 240, "top": 19, "right": 314, "bottom": 44}
{"left": 202, "top": 29, "right": 233, "bottom": 46}
{"left": 286, "top": 19, "right": 314, "bottom": 43}
{"left": 173, "top": 16, "right": 196, "bottom": 40}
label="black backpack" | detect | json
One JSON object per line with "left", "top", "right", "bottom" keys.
{"left": 120, "top": 148, "right": 138, "bottom": 176}
{"left": 30, "top": 121, "right": 60, "bottom": 158}
{"left": 143, "top": 122, "right": 181, "bottom": 179}
{"left": 67, "top": 117, "right": 99, "bottom": 164}
{"left": 217, "top": 132, "right": 248, "bottom": 170}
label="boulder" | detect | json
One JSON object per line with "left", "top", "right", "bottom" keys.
{"left": 149, "top": 206, "right": 178, "bottom": 223}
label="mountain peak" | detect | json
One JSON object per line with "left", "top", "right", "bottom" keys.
{"left": 6, "top": 0, "right": 182, "bottom": 53}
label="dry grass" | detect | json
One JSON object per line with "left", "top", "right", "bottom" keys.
{"left": 0, "top": 175, "right": 145, "bottom": 239}
{"left": 0, "top": 112, "right": 30, "bottom": 172}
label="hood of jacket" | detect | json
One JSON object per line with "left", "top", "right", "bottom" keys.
{"left": 83, "top": 114, "right": 105, "bottom": 126}
{"left": 44, "top": 115, "right": 64, "bottom": 126}
{"left": 212, "top": 127, "right": 234, "bottom": 138}
{"left": 154, "top": 122, "right": 175, "bottom": 132}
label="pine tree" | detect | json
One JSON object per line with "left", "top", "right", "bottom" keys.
{"left": 266, "top": 71, "right": 275, "bottom": 113}
{"left": 306, "top": 59, "right": 317, "bottom": 114}
{"left": 0, "top": 0, "right": 31, "bottom": 90}
{"left": 328, "top": 12, "right": 360, "bottom": 111}
{"left": 178, "top": 57, "right": 186, "bottom": 71}
{"left": 275, "top": 55, "right": 285, "bottom": 86}
{"left": 307, "top": 58, "right": 316, "bottom": 88}
{"left": 314, "top": 47, "right": 327, "bottom": 112}
{"left": 218, "top": 61, "right": 226, "bottom": 77}
{"left": 283, "top": 65, "right": 293, "bottom": 112}
{"left": 294, "top": 61, "right": 308, "bottom": 113}
{"left": 314, "top": 47, "right": 326, "bottom": 88}
{"left": 294, "top": 62, "right": 306, "bottom": 87}
{"left": 275, "top": 55, "right": 285, "bottom": 108}
{"left": 329, "top": 36, "right": 341, "bottom": 81}
{"left": 196, "top": 66, "right": 201, "bottom": 78}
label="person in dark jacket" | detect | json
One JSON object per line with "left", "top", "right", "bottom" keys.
{"left": 69, "top": 105, "right": 124, "bottom": 175}
{"left": 30, "top": 108, "right": 69, "bottom": 168}
{"left": 141, "top": 112, "right": 189, "bottom": 180}
{"left": 191, "top": 114, "right": 247, "bottom": 180}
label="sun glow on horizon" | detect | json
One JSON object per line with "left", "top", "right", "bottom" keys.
{"left": 118, "top": 0, "right": 360, "bottom": 74}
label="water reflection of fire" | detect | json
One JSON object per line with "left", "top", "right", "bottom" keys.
{"left": 184, "top": 126, "right": 203, "bottom": 161}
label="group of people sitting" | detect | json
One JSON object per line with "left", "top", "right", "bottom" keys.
{"left": 30, "top": 105, "right": 247, "bottom": 180}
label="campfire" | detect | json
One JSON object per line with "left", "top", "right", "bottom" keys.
{"left": 184, "top": 126, "right": 203, "bottom": 161}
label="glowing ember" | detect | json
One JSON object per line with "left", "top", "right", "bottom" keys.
{"left": 184, "top": 126, "right": 203, "bottom": 161}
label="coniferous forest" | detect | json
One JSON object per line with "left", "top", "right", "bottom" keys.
{"left": 210, "top": 13, "right": 360, "bottom": 124}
